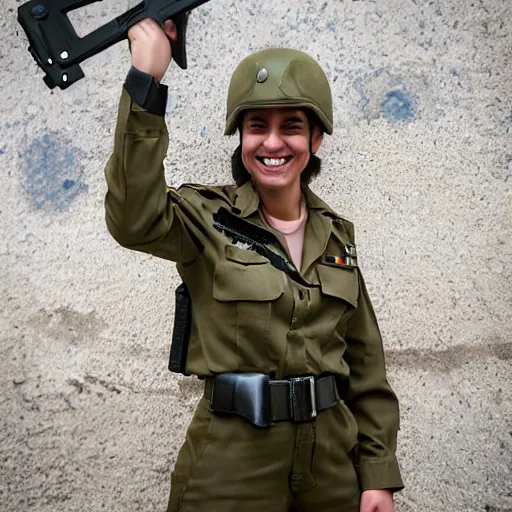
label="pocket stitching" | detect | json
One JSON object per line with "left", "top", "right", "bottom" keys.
{"left": 317, "top": 264, "right": 359, "bottom": 307}
{"left": 213, "top": 262, "right": 285, "bottom": 302}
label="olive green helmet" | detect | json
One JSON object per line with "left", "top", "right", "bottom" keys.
{"left": 224, "top": 48, "right": 333, "bottom": 136}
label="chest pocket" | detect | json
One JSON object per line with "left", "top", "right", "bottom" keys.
{"left": 317, "top": 263, "right": 359, "bottom": 308}
{"left": 213, "top": 245, "right": 285, "bottom": 302}
{"left": 212, "top": 245, "right": 285, "bottom": 370}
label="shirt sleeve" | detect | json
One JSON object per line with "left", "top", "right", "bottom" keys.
{"left": 338, "top": 223, "right": 404, "bottom": 492}
{"left": 104, "top": 85, "right": 200, "bottom": 263}
{"left": 342, "top": 272, "right": 404, "bottom": 492}
{"left": 123, "top": 66, "right": 168, "bottom": 117}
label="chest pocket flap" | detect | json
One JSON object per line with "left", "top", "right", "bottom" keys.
{"left": 317, "top": 263, "right": 359, "bottom": 308}
{"left": 213, "top": 245, "right": 285, "bottom": 302}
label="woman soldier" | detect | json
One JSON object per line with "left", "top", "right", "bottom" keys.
{"left": 105, "top": 18, "right": 403, "bottom": 512}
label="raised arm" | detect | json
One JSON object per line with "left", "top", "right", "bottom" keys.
{"left": 104, "top": 19, "right": 199, "bottom": 263}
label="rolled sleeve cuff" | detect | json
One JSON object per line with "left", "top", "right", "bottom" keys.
{"left": 123, "top": 66, "right": 168, "bottom": 117}
{"left": 358, "top": 458, "right": 404, "bottom": 492}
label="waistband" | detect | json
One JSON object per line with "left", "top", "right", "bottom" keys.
{"left": 204, "top": 373, "right": 343, "bottom": 426}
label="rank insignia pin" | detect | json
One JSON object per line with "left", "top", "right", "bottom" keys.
{"left": 325, "top": 255, "right": 346, "bottom": 265}
{"left": 325, "top": 244, "right": 357, "bottom": 267}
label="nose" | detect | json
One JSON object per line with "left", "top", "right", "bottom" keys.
{"left": 263, "top": 129, "right": 285, "bottom": 152}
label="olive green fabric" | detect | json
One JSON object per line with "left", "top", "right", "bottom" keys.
{"left": 168, "top": 396, "right": 361, "bottom": 512}
{"left": 224, "top": 48, "right": 333, "bottom": 135}
{"left": 104, "top": 88, "right": 404, "bottom": 495}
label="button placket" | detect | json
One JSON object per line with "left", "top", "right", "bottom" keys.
{"left": 290, "top": 287, "right": 308, "bottom": 330}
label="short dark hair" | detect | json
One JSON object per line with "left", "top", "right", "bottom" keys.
{"left": 231, "top": 109, "right": 323, "bottom": 187}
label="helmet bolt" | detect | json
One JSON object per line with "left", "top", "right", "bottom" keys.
{"left": 256, "top": 68, "right": 269, "bottom": 83}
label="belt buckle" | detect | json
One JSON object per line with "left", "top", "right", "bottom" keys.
{"left": 290, "top": 376, "right": 317, "bottom": 422}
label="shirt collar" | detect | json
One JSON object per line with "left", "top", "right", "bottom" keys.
{"left": 233, "top": 180, "right": 260, "bottom": 218}
{"left": 234, "top": 180, "right": 339, "bottom": 220}
{"left": 302, "top": 185, "right": 339, "bottom": 218}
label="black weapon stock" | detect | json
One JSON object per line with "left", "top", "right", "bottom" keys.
{"left": 17, "top": 0, "right": 211, "bottom": 90}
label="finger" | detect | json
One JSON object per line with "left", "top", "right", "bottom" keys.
{"left": 138, "top": 18, "right": 156, "bottom": 36}
{"left": 128, "top": 20, "right": 149, "bottom": 40}
{"left": 130, "top": 18, "right": 157, "bottom": 40}
{"left": 127, "top": 27, "right": 142, "bottom": 42}
{"left": 163, "top": 19, "right": 175, "bottom": 32}
{"left": 163, "top": 20, "right": 178, "bottom": 43}
{"left": 359, "top": 498, "right": 375, "bottom": 512}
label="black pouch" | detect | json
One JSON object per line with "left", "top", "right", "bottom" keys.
{"left": 168, "top": 283, "right": 192, "bottom": 375}
{"left": 334, "top": 374, "right": 350, "bottom": 400}
{"left": 209, "top": 373, "right": 271, "bottom": 428}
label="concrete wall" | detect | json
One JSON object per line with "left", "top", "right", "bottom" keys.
{"left": 1, "top": 0, "right": 510, "bottom": 510}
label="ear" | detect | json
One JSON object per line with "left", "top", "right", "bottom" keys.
{"left": 311, "top": 125, "right": 323, "bottom": 154}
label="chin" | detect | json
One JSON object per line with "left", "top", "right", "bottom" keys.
{"left": 247, "top": 161, "right": 304, "bottom": 191}
{"left": 251, "top": 172, "right": 298, "bottom": 191}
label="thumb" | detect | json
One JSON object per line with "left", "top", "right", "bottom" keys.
{"left": 163, "top": 20, "right": 178, "bottom": 44}
{"left": 359, "top": 495, "right": 376, "bottom": 512}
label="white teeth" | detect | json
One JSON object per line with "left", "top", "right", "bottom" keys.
{"left": 263, "top": 157, "right": 288, "bottom": 167}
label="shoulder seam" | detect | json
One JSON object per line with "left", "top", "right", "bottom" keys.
{"left": 178, "top": 183, "right": 236, "bottom": 205}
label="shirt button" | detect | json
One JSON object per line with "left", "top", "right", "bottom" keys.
{"left": 298, "top": 290, "right": 305, "bottom": 300}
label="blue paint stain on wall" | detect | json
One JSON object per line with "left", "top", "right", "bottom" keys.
{"left": 381, "top": 90, "right": 416, "bottom": 122}
{"left": 0, "top": 145, "right": 6, "bottom": 154}
{"left": 353, "top": 67, "right": 418, "bottom": 123}
{"left": 352, "top": 77, "right": 370, "bottom": 109}
{"left": 505, "top": 113, "right": 512, "bottom": 124}
{"left": 24, "top": 132, "right": 88, "bottom": 211}
{"left": 200, "top": 127, "right": 206, "bottom": 137}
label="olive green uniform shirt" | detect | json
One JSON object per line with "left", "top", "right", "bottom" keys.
{"left": 104, "top": 87, "right": 404, "bottom": 492}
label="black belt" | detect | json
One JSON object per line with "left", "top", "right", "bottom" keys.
{"left": 204, "top": 373, "right": 342, "bottom": 428}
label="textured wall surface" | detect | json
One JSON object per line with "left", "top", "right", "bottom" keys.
{"left": 1, "top": 0, "right": 511, "bottom": 511}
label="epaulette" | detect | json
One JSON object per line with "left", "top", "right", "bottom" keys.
{"left": 178, "top": 183, "right": 236, "bottom": 205}
{"left": 329, "top": 214, "right": 356, "bottom": 245}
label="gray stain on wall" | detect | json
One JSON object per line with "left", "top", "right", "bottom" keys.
{"left": 387, "top": 341, "right": 512, "bottom": 373}
{"left": 23, "top": 133, "right": 88, "bottom": 211}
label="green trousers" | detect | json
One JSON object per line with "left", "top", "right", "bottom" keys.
{"left": 167, "top": 396, "right": 361, "bottom": 512}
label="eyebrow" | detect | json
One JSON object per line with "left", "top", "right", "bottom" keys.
{"left": 283, "top": 116, "right": 305, "bottom": 123}
{"left": 246, "top": 116, "right": 268, "bottom": 123}
{"left": 245, "top": 114, "right": 306, "bottom": 123}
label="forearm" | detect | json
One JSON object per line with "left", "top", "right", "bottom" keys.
{"left": 105, "top": 86, "right": 171, "bottom": 248}
{"left": 342, "top": 271, "right": 403, "bottom": 492}
{"left": 348, "top": 383, "right": 402, "bottom": 491}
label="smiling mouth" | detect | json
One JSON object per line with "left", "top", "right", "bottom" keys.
{"left": 256, "top": 156, "right": 293, "bottom": 168}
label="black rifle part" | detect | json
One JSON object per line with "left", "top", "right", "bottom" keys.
{"left": 17, "top": 0, "right": 211, "bottom": 90}
{"left": 169, "top": 282, "right": 192, "bottom": 375}
{"left": 212, "top": 207, "right": 318, "bottom": 289}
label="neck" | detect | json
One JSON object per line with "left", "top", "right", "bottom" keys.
{"left": 257, "top": 180, "right": 303, "bottom": 221}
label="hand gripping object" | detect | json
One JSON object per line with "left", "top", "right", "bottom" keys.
{"left": 17, "top": 0, "right": 211, "bottom": 90}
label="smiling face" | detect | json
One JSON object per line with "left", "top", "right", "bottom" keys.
{"left": 241, "top": 108, "right": 323, "bottom": 193}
